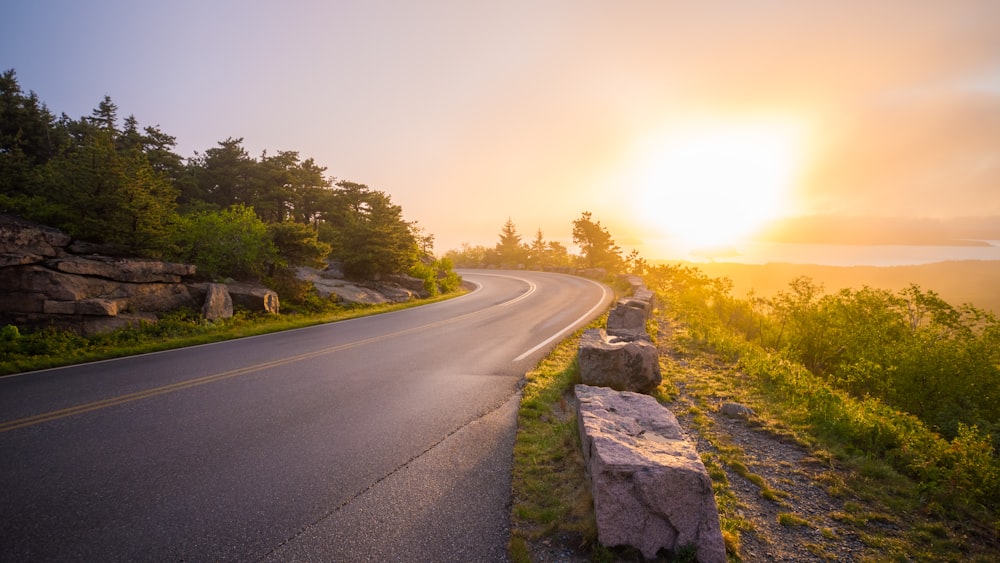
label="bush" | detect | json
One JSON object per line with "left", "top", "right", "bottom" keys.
{"left": 170, "top": 204, "right": 278, "bottom": 280}
{"left": 408, "top": 257, "right": 462, "bottom": 297}
{"left": 646, "top": 264, "right": 1000, "bottom": 511}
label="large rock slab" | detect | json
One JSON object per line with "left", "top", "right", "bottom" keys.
{"left": 296, "top": 266, "right": 423, "bottom": 304}
{"left": 578, "top": 328, "right": 661, "bottom": 393}
{"left": 0, "top": 214, "right": 216, "bottom": 333}
{"left": 47, "top": 256, "right": 195, "bottom": 283}
{"left": 0, "top": 265, "right": 120, "bottom": 301}
{"left": 575, "top": 384, "right": 726, "bottom": 562}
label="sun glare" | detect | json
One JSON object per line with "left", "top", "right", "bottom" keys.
{"left": 633, "top": 119, "right": 805, "bottom": 254}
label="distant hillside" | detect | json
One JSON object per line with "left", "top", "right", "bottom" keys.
{"left": 665, "top": 260, "right": 1000, "bottom": 314}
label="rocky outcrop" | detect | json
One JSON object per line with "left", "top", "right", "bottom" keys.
{"left": 295, "top": 266, "right": 427, "bottom": 305}
{"left": 0, "top": 214, "right": 71, "bottom": 265}
{"left": 577, "top": 328, "right": 662, "bottom": 393}
{"left": 45, "top": 255, "right": 195, "bottom": 283}
{"left": 575, "top": 384, "right": 726, "bottom": 562}
{"left": 0, "top": 214, "right": 277, "bottom": 334}
{"left": 576, "top": 276, "right": 725, "bottom": 560}
{"left": 577, "top": 268, "right": 607, "bottom": 280}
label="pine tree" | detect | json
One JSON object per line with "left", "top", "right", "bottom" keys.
{"left": 495, "top": 217, "right": 525, "bottom": 267}
{"left": 572, "top": 211, "right": 622, "bottom": 271}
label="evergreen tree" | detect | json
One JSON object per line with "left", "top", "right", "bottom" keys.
{"left": 189, "top": 137, "right": 255, "bottom": 209}
{"left": 495, "top": 217, "right": 525, "bottom": 267}
{"left": 267, "top": 221, "right": 331, "bottom": 272}
{"left": 0, "top": 69, "right": 60, "bottom": 199}
{"left": 32, "top": 97, "right": 178, "bottom": 255}
{"left": 572, "top": 211, "right": 622, "bottom": 271}
{"left": 527, "top": 228, "right": 548, "bottom": 269}
{"left": 328, "top": 182, "right": 417, "bottom": 278}
{"left": 547, "top": 241, "right": 572, "bottom": 269}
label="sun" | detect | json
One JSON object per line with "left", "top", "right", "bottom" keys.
{"left": 632, "top": 119, "right": 805, "bottom": 253}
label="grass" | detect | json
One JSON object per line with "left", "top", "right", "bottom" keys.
{"left": 508, "top": 317, "right": 603, "bottom": 562}
{"left": 0, "top": 291, "right": 465, "bottom": 376}
{"left": 776, "top": 512, "right": 810, "bottom": 527}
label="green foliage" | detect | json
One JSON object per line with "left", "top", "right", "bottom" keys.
{"left": 434, "top": 257, "right": 462, "bottom": 293}
{"left": 408, "top": 262, "right": 440, "bottom": 297}
{"left": 170, "top": 204, "right": 278, "bottom": 280}
{"left": 0, "top": 326, "right": 87, "bottom": 365}
{"left": 1, "top": 324, "right": 20, "bottom": 341}
{"left": 322, "top": 181, "right": 418, "bottom": 279}
{"left": 495, "top": 217, "right": 526, "bottom": 267}
{"left": 267, "top": 221, "right": 331, "bottom": 271}
{"left": 0, "top": 70, "right": 62, "bottom": 197}
{"left": 571, "top": 211, "right": 622, "bottom": 272}
{"left": 511, "top": 321, "right": 603, "bottom": 552}
{"left": 444, "top": 242, "right": 491, "bottom": 268}
{"left": 447, "top": 224, "right": 573, "bottom": 271}
{"left": 408, "top": 257, "right": 462, "bottom": 297}
{"left": 8, "top": 96, "right": 180, "bottom": 256}
{"left": 646, "top": 264, "right": 1000, "bottom": 512}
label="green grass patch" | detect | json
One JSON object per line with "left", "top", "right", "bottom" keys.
{"left": 0, "top": 291, "right": 465, "bottom": 375}
{"left": 777, "top": 512, "right": 810, "bottom": 527}
{"left": 509, "top": 318, "right": 604, "bottom": 557}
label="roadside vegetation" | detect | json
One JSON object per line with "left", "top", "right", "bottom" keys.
{"left": 0, "top": 290, "right": 464, "bottom": 376}
{"left": 649, "top": 264, "right": 999, "bottom": 558}
{"left": 510, "top": 262, "right": 999, "bottom": 561}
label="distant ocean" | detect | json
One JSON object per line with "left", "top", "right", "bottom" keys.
{"left": 687, "top": 241, "right": 1000, "bottom": 267}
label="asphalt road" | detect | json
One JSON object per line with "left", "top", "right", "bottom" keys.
{"left": 0, "top": 270, "right": 611, "bottom": 562}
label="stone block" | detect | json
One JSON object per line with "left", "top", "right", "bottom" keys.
{"left": 575, "top": 384, "right": 726, "bottom": 562}
{"left": 201, "top": 283, "right": 233, "bottom": 321}
{"left": 228, "top": 282, "right": 280, "bottom": 314}
{"left": 578, "top": 328, "right": 661, "bottom": 393}
{"left": 606, "top": 298, "right": 650, "bottom": 337}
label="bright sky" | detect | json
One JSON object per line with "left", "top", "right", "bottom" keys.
{"left": 4, "top": 1, "right": 1000, "bottom": 259}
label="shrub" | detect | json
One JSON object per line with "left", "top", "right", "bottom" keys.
{"left": 646, "top": 264, "right": 1000, "bottom": 511}
{"left": 170, "top": 204, "right": 278, "bottom": 280}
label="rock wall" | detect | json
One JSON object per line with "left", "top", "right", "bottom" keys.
{"left": 0, "top": 214, "right": 277, "bottom": 335}
{"left": 578, "top": 276, "right": 660, "bottom": 392}
{"left": 294, "top": 266, "right": 429, "bottom": 305}
{"left": 576, "top": 275, "right": 725, "bottom": 560}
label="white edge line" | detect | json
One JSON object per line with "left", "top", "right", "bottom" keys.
{"left": 512, "top": 278, "right": 611, "bottom": 362}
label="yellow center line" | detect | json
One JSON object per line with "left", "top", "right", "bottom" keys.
{"left": 0, "top": 278, "right": 535, "bottom": 433}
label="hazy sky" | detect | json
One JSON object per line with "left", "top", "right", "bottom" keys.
{"left": 4, "top": 1, "right": 999, "bottom": 258}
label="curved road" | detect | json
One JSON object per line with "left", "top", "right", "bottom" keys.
{"left": 0, "top": 270, "right": 611, "bottom": 562}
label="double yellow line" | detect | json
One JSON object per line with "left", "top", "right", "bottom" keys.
{"left": 0, "top": 349, "right": 329, "bottom": 434}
